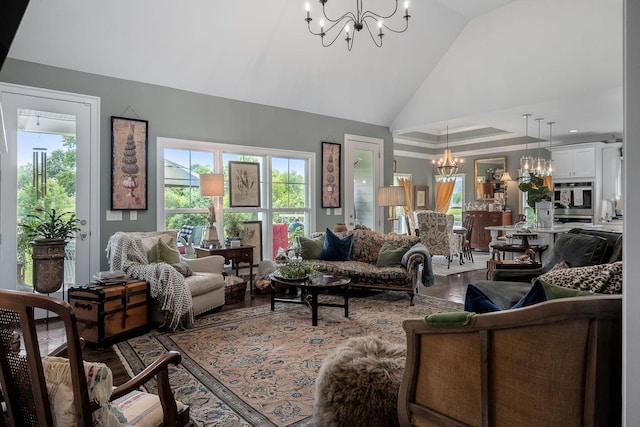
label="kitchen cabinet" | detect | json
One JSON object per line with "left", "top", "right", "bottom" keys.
{"left": 462, "top": 211, "right": 507, "bottom": 250}
{"left": 601, "top": 144, "right": 623, "bottom": 201}
{"left": 552, "top": 146, "right": 596, "bottom": 179}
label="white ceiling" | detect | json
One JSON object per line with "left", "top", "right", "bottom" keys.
{"left": 7, "top": 0, "right": 623, "bottom": 148}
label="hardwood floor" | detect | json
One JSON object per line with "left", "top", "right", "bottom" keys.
{"left": 38, "top": 268, "right": 486, "bottom": 386}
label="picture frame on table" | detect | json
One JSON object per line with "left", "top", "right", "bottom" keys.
{"left": 111, "top": 116, "right": 148, "bottom": 210}
{"left": 321, "top": 141, "right": 341, "bottom": 208}
{"left": 229, "top": 161, "right": 261, "bottom": 207}
{"left": 242, "top": 220, "right": 263, "bottom": 266}
{"left": 414, "top": 185, "right": 429, "bottom": 210}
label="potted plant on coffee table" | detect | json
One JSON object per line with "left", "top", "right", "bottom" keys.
{"left": 19, "top": 207, "right": 80, "bottom": 294}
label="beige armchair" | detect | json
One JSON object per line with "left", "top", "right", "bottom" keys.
{"left": 107, "top": 231, "right": 225, "bottom": 330}
{"left": 415, "top": 210, "right": 462, "bottom": 268}
{"left": 398, "top": 295, "right": 622, "bottom": 427}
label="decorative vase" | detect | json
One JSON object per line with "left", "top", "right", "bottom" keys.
{"left": 535, "top": 201, "right": 553, "bottom": 228}
{"left": 333, "top": 223, "right": 347, "bottom": 232}
{"left": 30, "top": 238, "right": 67, "bottom": 294}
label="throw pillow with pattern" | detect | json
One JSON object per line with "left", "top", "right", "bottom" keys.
{"left": 538, "top": 261, "right": 623, "bottom": 294}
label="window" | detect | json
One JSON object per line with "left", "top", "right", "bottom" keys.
{"left": 157, "top": 138, "right": 315, "bottom": 260}
{"left": 447, "top": 174, "right": 465, "bottom": 226}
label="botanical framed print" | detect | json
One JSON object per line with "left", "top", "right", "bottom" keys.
{"left": 322, "top": 141, "right": 341, "bottom": 208}
{"left": 111, "top": 116, "right": 148, "bottom": 210}
{"left": 414, "top": 185, "right": 429, "bottom": 210}
{"left": 242, "top": 220, "right": 263, "bottom": 266}
{"left": 229, "top": 161, "right": 260, "bottom": 207}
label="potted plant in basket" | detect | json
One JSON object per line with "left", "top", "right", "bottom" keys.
{"left": 19, "top": 207, "right": 80, "bottom": 294}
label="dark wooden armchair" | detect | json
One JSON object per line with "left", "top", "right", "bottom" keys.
{"left": 0, "top": 289, "right": 192, "bottom": 427}
{"left": 398, "top": 295, "right": 622, "bottom": 427}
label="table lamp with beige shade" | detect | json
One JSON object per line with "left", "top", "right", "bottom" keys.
{"left": 200, "top": 173, "right": 224, "bottom": 248}
{"left": 377, "top": 186, "right": 407, "bottom": 224}
{"left": 499, "top": 171, "right": 513, "bottom": 210}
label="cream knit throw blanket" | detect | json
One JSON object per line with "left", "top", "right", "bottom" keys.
{"left": 106, "top": 232, "right": 194, "bottom": 330}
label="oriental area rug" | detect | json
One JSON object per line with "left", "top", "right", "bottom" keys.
{"left": 114, "top": 291, "right": 462, "bottom": 426}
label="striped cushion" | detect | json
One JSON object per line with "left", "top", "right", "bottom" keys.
{"left": 113, "top": 390, "right": 185, "bottom": 427}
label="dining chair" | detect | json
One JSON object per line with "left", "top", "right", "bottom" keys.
{"left": 462, "top": 214, "right": 475, "bottom": 262}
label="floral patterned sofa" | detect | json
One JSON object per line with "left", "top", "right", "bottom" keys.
{"left": 305, "top": 229, "right": 431, "bottom": 305}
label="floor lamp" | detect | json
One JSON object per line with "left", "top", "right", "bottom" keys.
{"left": 377, "top": 186, "right": 407, "bottom": 228}
{"left": 200, "top": 173, "right": 224, "bottom": 249}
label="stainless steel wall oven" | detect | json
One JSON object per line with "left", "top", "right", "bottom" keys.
{"left": 553, "top": 181, "right": 594, "bottom": 223}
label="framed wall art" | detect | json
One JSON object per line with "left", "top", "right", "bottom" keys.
{"left": 229, "top": 161, "right": 261, "bottom": 207}
{"left": 242, "top": 220, "right": 263, "bottom": 266}
{"left": 414, "top": 185, "right": 429, "bottom": 210}
{"left": 321, "top": 141, "right": 341, "bottom": 208}
{"left": 111, "top": 116, "right": 148, "bottom": 210}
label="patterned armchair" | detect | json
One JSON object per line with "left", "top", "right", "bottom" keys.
{"left": 415, "top": 210, "right": 462, "bottom": 268}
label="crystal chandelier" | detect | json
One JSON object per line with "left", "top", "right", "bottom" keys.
{"left": 433, "top": 126, "right": 461, "bottom": 178}
{"left": 305, "top": 1, "right": 411, "bottom": 51}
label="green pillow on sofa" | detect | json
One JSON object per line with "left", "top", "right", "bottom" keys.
{"left": 299, "top": 235, "right": 325, "bottom": 259}
{"left": 376, "top": 243, "right": 409, "bottom": 267}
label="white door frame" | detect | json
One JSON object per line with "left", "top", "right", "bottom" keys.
{"left": 344, "top": 133, "right": 384, "bottom": 232}
{"left": 0, "top": 82, "right": 101, "bottom": 290}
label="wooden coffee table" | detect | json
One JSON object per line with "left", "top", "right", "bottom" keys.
{"left": 268, "top": 274, "right": 351, "bottom": 326}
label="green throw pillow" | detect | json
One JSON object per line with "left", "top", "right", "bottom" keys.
{"left": 537, "top": 279, "right": 594, "bottom": 299}
{"left": 299, "top": 235, "right": 324, "bottom": 259}
{"left": 376, "top": 243, "right": 409, "bottom": 267}
{"left": 148, "top": 238, "right": 181, "bottom": 264}
{"left": 424, "top": 311, "right": 475, "bottom": 327}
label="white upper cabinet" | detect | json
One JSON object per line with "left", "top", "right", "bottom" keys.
{"left": 552, "top": 146, "right": 596, "bottom": 179}
{"left": 601, "top": 144, "right": 623, "bottom": 201}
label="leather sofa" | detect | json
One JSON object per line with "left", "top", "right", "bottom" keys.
{"left": 475, "top": 228, "right": 623, "bottom": 308}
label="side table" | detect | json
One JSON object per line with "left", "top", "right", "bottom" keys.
{"left": 486, "top": 248, "right": 541, "bottom": 279}
{"left": 195, "top": 245, "right": 255, "bottom": 296}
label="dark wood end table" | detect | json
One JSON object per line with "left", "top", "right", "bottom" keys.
{"left": 195, "top": 245, "right": 255, "bottom": 296}
{"left": 268, "top": 274, "right": 351, "bottom": 326}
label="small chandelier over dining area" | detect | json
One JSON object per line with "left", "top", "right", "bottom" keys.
{"left": 305, "top": 1, "right": 411, "bottom": 51}
{"left": 520, "top": 114, "right": 553, "bottom": 177}
{"left": 433, "top": 126, "right": 462, "bottom": 178}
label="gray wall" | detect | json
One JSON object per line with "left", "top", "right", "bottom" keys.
{"left": 0, "top": 59, "right": 393, "bottom": 269}
{"left": 624, "top": 0, "right": 639, "bottom": 424}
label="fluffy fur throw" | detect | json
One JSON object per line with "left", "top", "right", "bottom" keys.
{"left": 313, "top": 336, "right": 406, "bottom": 427}
{"left": 106, "top": 232, "right": 194, "bottom": 330}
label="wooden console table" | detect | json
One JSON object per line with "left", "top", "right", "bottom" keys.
{"left": 195, "top": 245, "right": 255, "bottom": 296}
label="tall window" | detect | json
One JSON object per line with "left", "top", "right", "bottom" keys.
{"left": 158, "top": 138, "right": 315, "bottom": 260}
{"left": 447, "top": 174, "right": 465, "bottom": 226}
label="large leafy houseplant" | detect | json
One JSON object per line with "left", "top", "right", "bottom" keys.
{"left": 19, "top": 207, "right": 80, "bottom": 242}
{"left": 518, "top": 173, "right": 552, "bottom": 211}
{"left": 18, "top": 207, "right": 80, "bottom": 294}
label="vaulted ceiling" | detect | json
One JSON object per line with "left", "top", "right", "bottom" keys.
{"left": 7, "top": 0, "right": 622, "bottom": 152}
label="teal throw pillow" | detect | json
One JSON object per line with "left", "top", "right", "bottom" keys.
{"left": 299, "top": 235, "right": 325, "bottom": 259}
{"left": 464, "top": 281, "right": 547, "bottom": 314}
{"left": 148, "top": 238, "right": 181, "bottom": 264}
{"left": 319, "top": 228, "right": 354, "bottom": 261}
{"left": 376, "top": 243, "right": 409, "bottom": 267}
